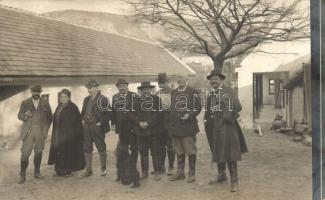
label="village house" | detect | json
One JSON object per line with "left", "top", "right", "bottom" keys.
{"left": 0, "top": 5, "right": 194, "bottom": 137}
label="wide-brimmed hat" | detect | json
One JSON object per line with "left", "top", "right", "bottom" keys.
{"left": 137, "top": 81, "right": 155, "bottom": 90}
{"left": 30, "top": 85, "right": 42, "bottom": 92}
{"left": 85, "top": 79, "right": 99, "bottom": 88}
{"left": 157, "top": 73, "right": 168, "bottom": 84}
{"left": 206, "top": 69, "right": 226, "bottom": 80}
{"left": 115, "top": 79, "right": 129, "bottom": 86}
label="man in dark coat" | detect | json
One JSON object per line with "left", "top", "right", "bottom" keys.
{"left": 81, "top": 79, "right": 111, "bottom": 177}
{"left": 156, "top": 73, "right": 175, "bottom": 176}
{"left": 111, "top": 79, "right": 138, "bottom": 164}
{"left": 206, "top": 69, "right": 248, "bottom": 192}
{"left": 167, "top": 74, "right": 202, "bottom": 183}
{"left": 134, "top": 81, "right": 163, "bottom": 181}
{"left": 17, "top": 85, "right": 52, "bottom": 184}
{"left": 48, "top": 89, "right": 85, "bottom": 176}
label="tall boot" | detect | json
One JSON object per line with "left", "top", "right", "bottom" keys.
{"left": 187, "top": 154, "right": 196, "bottom": 183}
{"left": 209, "top": 162, "right": 227, "bottom": 184}
{"left": 34, "top": 152, "right": 43, "bottom": 179}
{"left": 167, "top": 150, "right": 175, "bottom": 176}
{"left": 140, "top": 156, "right": 149, "bottom": 179}
{"left": 160, "top": 148, "right": 166, "bottom": 174}
{"left": 228, "top": 162, "right": 238, "bottom": 192}
{"left": 99, "top": 151, "right": 107, "bottom": 176}
{"left": 18, "top": 160, "right": 29, "bottom": 184}
{"left": 169, "top": 154, "right": 185, "bottom": 181}
{"left": 152, "top": 156, "right": 162, "bottom": 181}
{"left": 83, "top": 153, "right": 93, "bottom": 177}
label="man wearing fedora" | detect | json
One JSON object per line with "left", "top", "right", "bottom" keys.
{"left": 205, "top": 69, "right": 248, "bottom": 192}
{"left": 112, "top": 79, "right": 139, "bottom": 164}
{"left": 17, "top": 85, "right": 52, "bottom": 184}
{"left": 167, "top": 74, "right": 202, "bottom": 183}
{"left": 81, "top": 79, "right": 111, "bottom": 177}
{"left": 134, "top": 81, "right": 163, "bottom": 181}
{"left": 156, "top": 73, "right": 175, "bottom": 176}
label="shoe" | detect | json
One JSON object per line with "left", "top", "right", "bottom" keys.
{"left": 18, "top": 174, "right": 26, "bottom": 184}
{"left": 140, "top": 172, "right": 148, "bottom": 180}
{"left": 34, "top": 173, "right": 43, "bottom": 179}
{"left": 209, "top": 173, "right": 227, "bottom": 184}
{"left": 167, "top": 167, "right": 175, "bottom": 176}
{"left": 130, "top": 182, "right": 140, "bottom": 188}
{"left": 154, "top": 172, "right": 162, "bottom": 181}
{"left": 186, "top": 174, "right": 196, "bottom": 183}
{"left": 101, "top": 169, "right": 107, "bottom": 176}
{"left": 169, "top": 173, "right": 185, "bottom": 181}
{"left": 83, "top": 170, "right": 93, "bottom": 177}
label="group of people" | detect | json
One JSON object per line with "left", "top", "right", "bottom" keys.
{"left": 17, "top": 69, "right": 247, "bottom": 192}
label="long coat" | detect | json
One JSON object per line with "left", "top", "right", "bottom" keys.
{"left": 48, "top": 101, "right": 85, "bottom": 172}
{"left": 111, "top": 91, "right": 138, "bottom": 134}
{"left": 211, "top": 86, "right": 248, "bottom": 163}
{"left": 166, "top": 86, "right": 202, "bottom": 137}
{"left": 134, "top": 94, "right": 163, "bottom": 136}
{"left": 17, "top": 97, "right": 52, "bottom": 140}
{"left": 80, "top": 91, "right": 111, "bottom": 133}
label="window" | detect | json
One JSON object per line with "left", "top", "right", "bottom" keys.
{"left": 269, "top": 79, "right": 275, "bottom": 94}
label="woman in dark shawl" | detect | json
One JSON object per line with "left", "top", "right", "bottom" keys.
{"left": 48, "top": 89, "right": 85, "bottom": 176}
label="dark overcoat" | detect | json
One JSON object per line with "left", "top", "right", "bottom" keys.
{"left": 111, "top": 91, "right": 138, "bottom": 134}
{"left": 211, "top": 86, "right": 248, "bottom": 163}
{"left": 134, "top": 94, "right": 163, "bottom": 136}
{"left": 166, "top": 86, "right": 202, "bottom": 137}
{"left": 17, "top": 97, "right": 52, "bottom": 140}
{"left": 48, "top": 101, "right": 85, "bottom": 172}
{"left": 80, "top": 91, "right": 111, "bottom": 133}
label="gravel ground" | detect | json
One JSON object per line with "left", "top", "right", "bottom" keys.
{"left": 0, "top": 115, "right": 312, "bottom": 200}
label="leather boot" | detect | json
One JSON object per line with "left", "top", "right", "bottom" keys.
{"left": 167, "top": 150, "right": 175, "bottom": 176}
{"left": 187, "top": 154, "right": 196, "bottom": 183}
{"left": 209, "top": 162, "right": 227, "bottom": 184}
{"left": 169, "top": 154, "right": 185, "bottom": 181}
{"left": 18, "top": 160, "right": 28, "bottom": 184}
{"left": 228, "top": 162, "right": 238, "bottom": 192}
{"left": 152, "top": 156, "right": 161, "bottom": 181}
{"left": 140, "top": 156, "right": 149, "bottom": 179}
{"left": 99, "top": 151, "right": 107, "bottom": 176}
{"left": 83, "top": 153, "right": 93, "bottom": 177}
{"left": 34, "top": 152, "right": 43, "bottom": 179}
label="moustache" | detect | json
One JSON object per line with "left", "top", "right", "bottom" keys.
{"left": 32, "top": 94, "right": 40, "bottom": 99}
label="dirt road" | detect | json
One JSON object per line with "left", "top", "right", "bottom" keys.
{"left": 0, "top": 117, "right": 312, "bottom": 200}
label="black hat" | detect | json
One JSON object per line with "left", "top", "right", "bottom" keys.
{"left": 137, "top": 81, "right": 155, "bottom": 90}
{"left": 206, "top": 69, "right": 226, "bottom": 80}
{"left": 85, "top": 79, "right": 99, "bottom": 88}
{"left": 30, "top": 85, "right": 42, "bottom": 92}
{"left": 157, "top": 73, "right": 168, "bottom": 84}
{"left": 115, "top": 79, "right": 129, "bottom": 86}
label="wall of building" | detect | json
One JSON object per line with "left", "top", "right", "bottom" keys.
{"left": 262, "top": 74, "right": 274, "bottom": 105}
{"left": 0, "top": 83, "right": 145, "bottom": 137}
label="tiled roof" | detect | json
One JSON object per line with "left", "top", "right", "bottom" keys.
{"left": 0, "top": 6, "right": 194, "bottom": 81}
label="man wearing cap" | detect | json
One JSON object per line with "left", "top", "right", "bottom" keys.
{"left": 134, "top": 81, "right": 163, "bottom": 181}
{"left": 17, "top": 85, "right": 52, "bottom": 184}
{"left": 81, "top": 79, "right": 111, "bottom": 177}
{"left": 206, "top": 69, "right": 248, "bottom": 192}
{"left": 156, "top": 73, "right": 175, "bottom": 176}
{"left": 167, "top": 74, "right": 202, "bottom": 183}
{"left": 112, "top": 79, "right": 138, "bottom": 164}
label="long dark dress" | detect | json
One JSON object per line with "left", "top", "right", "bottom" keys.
{"left": 48, "top": 101, "right": 85, "bottom": 174}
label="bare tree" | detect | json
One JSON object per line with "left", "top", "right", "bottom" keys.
{"left": 126, "top": 0, "right": 309, "bottom": 70}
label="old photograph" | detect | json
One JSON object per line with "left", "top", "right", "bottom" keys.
{"left": 0, "top": 0, "right": 313, "bottom": 199}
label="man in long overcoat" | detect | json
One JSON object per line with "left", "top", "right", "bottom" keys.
{"left": 167, "top": 74, "right": 202, "bottom": 183}
{"left": 112, "top": 79, "right": 138, "bottom": 164}
{"left": 206, "top": 69, "right": 248, "bottom": 192}
{"left": 81, "top": 79, "right": 111, "bottom": 177}
{"left": 17, "top": 85, "right": 52, "bottom": 184}
{"left": 134, "top": 81, "right": 163, "bottom": 181}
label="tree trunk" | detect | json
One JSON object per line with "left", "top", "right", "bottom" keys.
{"left": 213, "top": 57, "right": 224, "bottom": 71}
